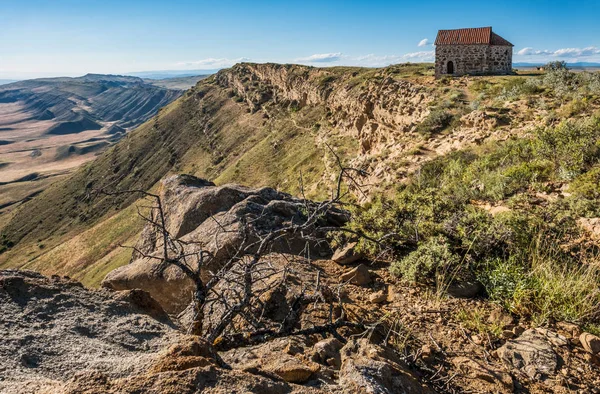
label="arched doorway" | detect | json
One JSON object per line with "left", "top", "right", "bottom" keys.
{"left": 447, "top": 61, "right": 454, "bottom": 75}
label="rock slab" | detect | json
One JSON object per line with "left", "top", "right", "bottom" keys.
{"left": 497, "top": 329, "right": 557, "bottom": 381}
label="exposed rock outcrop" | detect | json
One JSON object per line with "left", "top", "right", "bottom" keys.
{"left": 217, "top": 63, "right": 432, "bottom": 145}
{"left": 102, "top": 175, "right": 348, "bottom": 313}
{"left": 0, "top": 269, "right": 181, "bottom": 394}
{"left": 497, "top": 329, "right": 558, "bottom": 381}
{"left": 331, "top": 242, "right": 363, "bottom": 265}
{"left": 339, "top": 263, "right": 372, "bottom": 286}
{"left": 580, "top": 332, "right": 600, "bottom": 355}
{"left": 216, "top": 63, "right": 436, "bottom": 187}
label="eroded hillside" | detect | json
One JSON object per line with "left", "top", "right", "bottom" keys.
{"left": 0, "top": 74, "right": 204, "bottom": 216}
{"left": 0, "top": 63, "right": 597, "bottom": 285}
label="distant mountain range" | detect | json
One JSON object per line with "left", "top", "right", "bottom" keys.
{"left": 0, "top": 73, "right": 203, "bottom": 197}
{"left": 0, "top": 70, "right": 217, "bottom": 85}
{"left": 127, "top": 69, "right": 221, "bottom": 79}
{"left": 0, "top": 74, "right": 184, "bottom": 130}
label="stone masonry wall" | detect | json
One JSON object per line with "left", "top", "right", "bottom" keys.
{"left": 435, "top": 44, "right": 512, "bottom": 77}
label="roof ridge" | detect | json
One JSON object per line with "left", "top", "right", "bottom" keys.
{"left": 438, "top": 26, "right": 492, "bottom": 32}
{"left": 435, "top": 27, "right": 512, "bottom": 46}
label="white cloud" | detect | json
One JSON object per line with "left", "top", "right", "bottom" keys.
{"left": 295, "top": 53, "right": 343, "bottom": 63}
{"left": 517, "top": 47, "right": 551, "bottom": 56}
{"left": 350, "top": 51, "right": 434, "bottom": 67}
{"left": 553, "top": 46, "right": 600, "bottom": 57}
{"left": 402, "top": 51, "right": 435, "bottom": 60}
{"left": 175, "top": 57, "right": 250, "bottom": 69}
{"left": 418, "top": 38, "right": 430, "bottom": 47}
{"left": 516, "top": 46, "right": 600, "bottom": 59}
{"left": 355, "top": 54, "right": 403, "bottom": 66}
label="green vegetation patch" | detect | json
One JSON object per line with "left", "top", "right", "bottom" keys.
{"left": 349, "top": 114, "right": 600, "bottom": 325}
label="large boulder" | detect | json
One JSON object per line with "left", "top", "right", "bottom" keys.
{"left": 102, "top": 262, "right": 193, "bottom": 314}
{"left": 102, "top": 175, "right": 348, "bottom": 313}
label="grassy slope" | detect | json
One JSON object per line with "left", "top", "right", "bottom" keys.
{"left": 4, "top": 63, "right": 595, "bottom": 294}
{"left": 18, "top": 202, "right": 143, "bottom": 287}
{"left": 0, "top": 67, "right": 355, "bottom": 276}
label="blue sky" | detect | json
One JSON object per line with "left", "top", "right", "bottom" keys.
{"left": 1, "top": 0, "right": 599, "bottom": 78}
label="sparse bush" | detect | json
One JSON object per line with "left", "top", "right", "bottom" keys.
{"left": 478, "top": 235, "right": 600, "bottom": 324}
{"left": 570, "top": 166, "right": 600, "bottom": 200}
{"left": 350, "top": 112, "right": 600, "bottom": 326}
{"left": 456, "top": 307, "right": 503, "bottom": 336}
{"left": 415, "top": 109, "right": 454, "bottom": 135}
{"left": 390, "top": 235, "right": 461, "bottom": 285}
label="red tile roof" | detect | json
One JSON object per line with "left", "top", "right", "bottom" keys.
{"left": 435, "top": 27, "right": 513, "bottom": 46}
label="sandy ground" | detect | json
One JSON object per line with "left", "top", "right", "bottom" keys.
{"left": 0, "top": 102, "right": 114, "bottom": 197}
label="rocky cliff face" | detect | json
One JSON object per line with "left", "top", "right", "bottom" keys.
{"left": 217, "top": 64, "right": 435, "bottom": 185}
{"left": 218, "top": 64, "right": 432, "bottom": 140}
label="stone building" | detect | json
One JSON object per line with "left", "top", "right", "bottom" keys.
{"left": 435, "top": 27, "right": 513, "bottom": 78}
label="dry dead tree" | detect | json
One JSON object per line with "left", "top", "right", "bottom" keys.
{"left": 95, "top": 147, "right": 395, "bottom": 349}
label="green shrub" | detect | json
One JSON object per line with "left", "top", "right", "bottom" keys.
{"left": 501, "top": 161, "right": 553, "bottom": 193}
{"left": 318, "top": 75, "right": 337, "bottom": 87}
{"left": 561, "top": 98, "right": 590, "bottom": 117}
{"left": 477, "top": 256, "right": 531, "bottom": 309}
{"left": 579, "top": 72, "right": 600, "bottom": 96}
{"left": 350, "top": 187, "right": 457, "bottom": 255}
{"left": 442, "top": 207, "right": 515, "bottom": 258}
{"left": 390, "top": 236, "right": 461, "bottom": 285}
{"left": 535, "top": 120, "right": 600, "bottom": 180}
{"left": 415, "top": 109, "right": 454, "bottom": 135}
{"left": 543, "top": 67, "right": 578, "bottom": 99}
{"left": 571, "top": 166, "right": 600, "bottom": 199}
{"left": 498, "top": 77, "right": 544, "bottom": 101}
{"left": 544, "top": 61, "right": 568, "bottom": 71}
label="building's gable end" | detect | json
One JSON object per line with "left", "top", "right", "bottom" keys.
{"left": 490, "top": 32, "right": 514, "bottom": 47}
